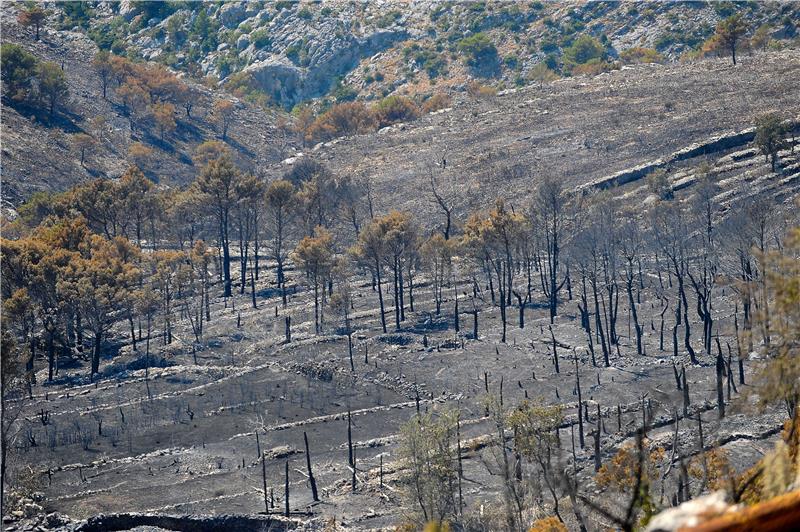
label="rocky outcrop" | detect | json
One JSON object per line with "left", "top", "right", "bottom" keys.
{"left": 244, "top": 58, "right": 304, "bottom": 106}
{"left": 579, "top": 117, "right": 800, "bottom": 192}
{"left": 242, "top": 18, "right": 408, "bottom": 107}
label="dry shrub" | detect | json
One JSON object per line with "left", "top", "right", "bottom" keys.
{"left": 422, "top": 93, "right": 452, "bottom": 113}
{"left": 739, "top": 412, "right": 800, "bottom": 505}
{"left": 572, "top": 59, "right": 620, "bottom": 76}
{"left": 529, "top": 516, "right": 568, "bottom": 532}
{"left": 619, "top": 47, "right": 665, "bottom": 64}
{"left": 467, "top": 80, "right": 497, "bottom": 98}
{"left": 128, "top": 142, "right": 154, "bottom": 169}
{"left": 306, "top": 102, "right": 376, "bottom": 144}
{"left": 373, "top": 95, "right": 419, "bottom": 127}
{"left": 595, "top": 439, "right": 665, "bottom": 492}
{"left": 688, "top": 448, "right": 734, "bottom": 491}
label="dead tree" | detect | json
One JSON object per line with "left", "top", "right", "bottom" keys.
{"left": 672, "top": 362, "right": 682, "bottom": 391}
{"left": 550, "top": 325, "right": 560, "bottom": 374}
{"left": 651, "top": 205, "right": 698, "bottom": 364}
{"left": 715, "top": 338, "right": 726, "bottom": 418}
{"left": 682, "top": 365, "right": 690, "bottom": 415}
{"left": 620, "top": 219, "right": 644, "bottom": 355}
{"left": 250, "top": 269, "right": 257, "bottom": 309}
{"left": 284, "top": 459, "right": 290, "bottom": 516}
{"left": 347, "top": 410, "right": 356, "bottom": 491}
{"left": 304, "top": 432, "right": 319, "bottom": 502}
{"left": 575, "top": 352, "right": 584, "bottom": 447}
{"left": 533, "top": 176, "right": 571, "bottom": 323}
{"left": 454, "top": 297, "right": 459, "bottom": 332}
{"left": 256, "top": 432, "right": 269, "bottom": 514}
{"left": 593, "top": 404, "right": 602, "bottom": 472}
{"left": 428, "top": 157, "right": 455, "bottom": 240}
{"left": 457, "top": 415, "right": 464, "bottom": 517}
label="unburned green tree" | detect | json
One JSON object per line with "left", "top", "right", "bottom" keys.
{"left": 754, "top": 114, "right": 789, "bottom": 172}
{"left": 399, "top": 409, "right": 461, "bottom": 527}
{"left": 715, "top": 13, "right": 748, "bottom": 65}
{"left": 1, "top": 43, "right": 37, "bottom": 102}
{"left": 37, "top": 61, "right": 69, "bottom": 118}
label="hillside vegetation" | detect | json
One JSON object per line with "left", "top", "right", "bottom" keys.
{"left": 18, "top": 1, "right": 800, "bottom": 108}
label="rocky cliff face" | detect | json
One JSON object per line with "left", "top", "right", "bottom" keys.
{"left": 240, "top": 8, "right": 408, "bottom": 106}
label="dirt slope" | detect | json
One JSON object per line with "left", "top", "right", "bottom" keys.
{"left": 305, "top": 50, "right": 800, "bottom": 228}
{"left": 0, "top": 8, "right": 294, "bottom": 210}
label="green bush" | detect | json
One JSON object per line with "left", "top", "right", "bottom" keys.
{"left": 285, "top": 43, "right": 308, "bottom": 66}
{"left": 376, "top": 10, "right": 401, "bottom": 28}
{"left": 563, "top": 34, "right": 606, "bottom": 68}
{"left": 654, "top": 32, "right": 678, "bottom": 51}
{"left": 405, "top": 47, "right": 447, "bottom": 78}
{"left": 504, "top": 54, "right": 520, "bottom": 69}
{"left": 58, "top": 1, "right": 94, "bottom": 30}
{"left": 457, "top": 32, "right": 499, "bottom": 73}
{"left": 331, "top": 80, "right": 358, "bottom": 102}
{"left": 191, "top": 8, "right": 220, "bottom": 53}
{"left": 88, "top": 16, "right": 130, "bottom": 52}
{"left": 251, "top": 29, "right": 270, "bottom": 48}
{"left": 539, "top": 35, "right": 559, "bottom": 54}
{"left": 1, "top": 43, "right": 37, "bottom": 101}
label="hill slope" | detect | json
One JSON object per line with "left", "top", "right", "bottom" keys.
{"left": 47, "top": 0, "right": 800, "bottom": 107}
{"left": 306, "top": 49, "right": 800, "bottom": 227}
{"left": 1, "top": 4, "right": 295, "bottom": 210}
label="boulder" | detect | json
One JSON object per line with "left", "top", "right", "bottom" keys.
{"left": 243, "top": 58, "right": 304, "bottom": 106}
{"left": 219, "top": 2, "right": 248, "bottom": 29}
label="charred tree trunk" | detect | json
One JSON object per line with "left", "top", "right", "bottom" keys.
{"left": 304, "top": 432, "right": 319, "bottom": 502}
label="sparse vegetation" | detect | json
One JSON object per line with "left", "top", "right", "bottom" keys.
{"left": 457, "top": 32, "right": 500, "bottom": 75}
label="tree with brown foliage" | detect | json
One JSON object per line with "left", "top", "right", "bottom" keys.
{"left": 351, "top": 216, "right": 390, "bottom": 333}
{"left": 265, "top": 179, "right": 297, "bottom": 306}
{"left": 306, "top": 101, "right": 376, "bottom": 144}
{"left": 293, "top": 227, "right": 335, "bottom": 334}
{"left": 72, "top": 133, "right": 96, "bottom": 167}
{"left": 421, "top": 234, "right": 455, "bottom": 315}
{"left": 18, "top": 6, "right": 48, "bottom": 41}
{"left": 92, "top": 50, "right": 113, "bottom": 99}
{"left": 152, "top": 102, "right": 176, "bottom": 141}
{"left": 117, "top": 80, "right": 150, "bottom": 131}
{"left": 195, "top": 154, "right": 243, "bottom": 297}
{"left": 58, "top": 236, "right": 140, "bottom": 377}
{"left": 212, "top": 99, "right": 235, "bottom": 140}
{"left": 127, "top": 142, "right": 154, "bottom": 172}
